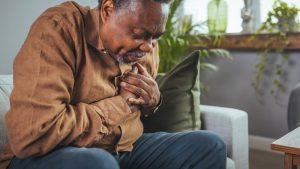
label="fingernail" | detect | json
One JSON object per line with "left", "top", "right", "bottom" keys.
{"left": 132, "top": 66, "right": 138, "bottom": 74}
{"left": 120, "top": 82, "right": 126, "bottom": 87}
{"left": 128, "top": 98, "right": 134, "bottom": 102}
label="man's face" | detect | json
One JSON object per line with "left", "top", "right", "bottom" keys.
{"left": 100, "top": 0, "right": 169, "bottom": 64}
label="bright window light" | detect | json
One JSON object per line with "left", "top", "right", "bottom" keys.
{"left": 183, "top": 0, "right": 244, "bottom": 33}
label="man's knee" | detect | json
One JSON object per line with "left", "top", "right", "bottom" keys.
{"left": 185, "top": 131, "right": 227, "bottom": 168}
{"left": 55, "top": 147, "right": 119, "bottom": 169}
{"left": 186, "top": 131, "right": 226, "bottom": 155}
{"left": 201, "top": 131, "right": 226, "bottom": 150}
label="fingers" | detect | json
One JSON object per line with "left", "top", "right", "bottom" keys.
{"left": 125, "top": 72, "right": 154, "bottom": 87}
{"left": 120, "top": 82, "right": 150, "bottom": 103}
{"left": 119, "top": 63, "right": 160, "bottom": 110}
{"left": 121, "top": 74, "right": 152, "bottom": 94}
{"left": 128, "top": 97, "right": 145, "bottom": 105}
{"left": 134, "top": 63, "right": 150, "bottom": 77}
{"left": 132, "top": 65, "right": 138, "bottom": 74}
{"left": 122, "top": 81, "right": 158, "bottom": 108}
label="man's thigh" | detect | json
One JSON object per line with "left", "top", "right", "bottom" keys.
{"left": 8, "top": 147, "right": 119, "bottom": 169}
{"left": 116, "top": 131, "right": 226, "bottom": 169}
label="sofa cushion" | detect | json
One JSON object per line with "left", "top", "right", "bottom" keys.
{"left": 226, "top": 157, "right": 236, "bottom": 169}
{"left": 142, "top": 50, "right": 201, "bottom": 132}
{"left": 0, "top": 75, "right": 13, "bottom": 151}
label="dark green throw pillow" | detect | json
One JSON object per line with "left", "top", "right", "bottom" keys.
{"left": 142, "top": 50, "right": 201, "bottom": 132}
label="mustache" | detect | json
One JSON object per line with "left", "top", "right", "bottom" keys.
{"left": 124, "top": 51, "right": 146, "bottom": 58}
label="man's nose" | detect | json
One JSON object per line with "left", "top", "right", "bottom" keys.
{"left": 139, "top": 38, "right": 155, "bottom": 53}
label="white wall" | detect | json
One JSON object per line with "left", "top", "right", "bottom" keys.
{"left": 201, "top": 51, "right": 300, "bottom": 138}
{"left": 0, "top": 0, "right": 98, "bottom": 74}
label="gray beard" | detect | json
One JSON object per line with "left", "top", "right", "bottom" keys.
{"left": 112, "top": 51, "right": 146, "bottom": 65}
{"left": 103, "top": 48, "right": 146, "bottom": 64}
{"left": 113, "top": 54, "right": 129, "bottom": 65}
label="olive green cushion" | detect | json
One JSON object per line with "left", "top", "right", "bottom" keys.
{"left": 142, "top": 50, "right": 201, "bottom": 132}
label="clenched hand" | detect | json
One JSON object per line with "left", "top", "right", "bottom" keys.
{"left": 120, "top": 63, "right": 160, "bottom": 115}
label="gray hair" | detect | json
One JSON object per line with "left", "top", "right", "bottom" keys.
{"left": 98, "top": 0, "right": 173, "bottom": 9}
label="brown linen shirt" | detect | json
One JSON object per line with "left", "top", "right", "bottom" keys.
{"left": 0, "top": 2, "right": 159, "bottom": 169}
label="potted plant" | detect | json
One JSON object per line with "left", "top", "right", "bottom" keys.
{"left": 158, "top": 0, "right": 231, "bottom": 92}
{"left": 259, "top": 0, "right": 299, "bottom": 33}
{"left": 251, "top": 0, "right": 300, "bottom": 98}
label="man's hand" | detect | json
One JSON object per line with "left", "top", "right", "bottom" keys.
{"left": 119, "top": 88, "right": 140, "bottom": 113}
{"left": 119, "top": 66, "right": 141, "bottom": 113}
{"left": 120, "top": 63, "right": 160, "bottom": 111}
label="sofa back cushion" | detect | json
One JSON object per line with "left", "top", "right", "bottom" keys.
{"left": 142, "top": 50, "right": 201, "bottom": 132}
{"left": 0, "top": 75, "right": 13, "bottom": 151}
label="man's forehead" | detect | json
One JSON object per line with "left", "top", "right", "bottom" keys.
{"left": 138, "top": 25, "right": 166, "bottom": 36}
{"left": 121, "top": 0, "right": 169, "bottom": 31}
{"left": 123, "top": 0, "right": 168, "bottom": 13}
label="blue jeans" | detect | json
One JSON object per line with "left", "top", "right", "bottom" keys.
{"left": 8, "top": 131, "right": 226, "bottom": 169}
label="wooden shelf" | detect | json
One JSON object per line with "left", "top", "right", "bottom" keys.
{"left": 192, "top": 33, "right": 300, "bottom": 51}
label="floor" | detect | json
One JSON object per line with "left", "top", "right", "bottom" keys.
{"left": 249, "top": 148, "right": 285, "bottom": 169}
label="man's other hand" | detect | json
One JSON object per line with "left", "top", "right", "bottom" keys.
{"left": 119, "top": 88, "right": 141, "bottom": 113}
{"left": 120, "top": 63, "right": 160, "bottom": 111}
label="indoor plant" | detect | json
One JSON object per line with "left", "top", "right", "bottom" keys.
{"left": 251, "top": 0, "right": 300, "bottom": 97}
{"left": 158, "top": 0, "right": 231, "bottom": 92}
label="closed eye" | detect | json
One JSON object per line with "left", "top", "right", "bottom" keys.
{"left": 132, "top": 28, "right": 165, "bottom": 40}
{"left": 153, "top": 32, "right": 165, "bottom": 40}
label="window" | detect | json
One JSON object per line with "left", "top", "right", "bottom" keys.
{"left": 183, "top": 0, "right": 300, "bottom": 34}
{"left": 260, "top": 0, "right": 300, "bottom": 22}
{"left": 183, "top": 0, "right": 244, "bottom": 33}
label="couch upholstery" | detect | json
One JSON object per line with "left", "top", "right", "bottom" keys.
{"left": 0, "top": 75, "right": 12, "bottom": 152}
{"left": 0, "top": 75, "right": 249, "bottom": 169}
{"left": 288, "top": 83, "right": 300, "bottom": 131}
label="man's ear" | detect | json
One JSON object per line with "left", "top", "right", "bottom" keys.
{"left": 100, "top": 0, "right": 115, "bottom": 23}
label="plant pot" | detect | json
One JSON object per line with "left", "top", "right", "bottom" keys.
{"left": 278, "top": 16, "right": 297, "bottom": 32}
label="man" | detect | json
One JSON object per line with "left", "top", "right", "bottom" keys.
{"left": 2, "top": 0, "right": 226, "bottom": 169}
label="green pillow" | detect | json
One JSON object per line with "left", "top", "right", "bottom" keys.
{"left": 142, "top": 50, "right": 201, "bottom": 132}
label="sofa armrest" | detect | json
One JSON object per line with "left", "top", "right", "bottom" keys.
{"left": 200, "top": 105, "right": 249, "bottom": 169}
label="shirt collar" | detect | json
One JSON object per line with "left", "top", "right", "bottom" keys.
{"left": 83, "top": 5, "right": 133, "bottom": 74}
{"left": 85, "top": 6, "right": 105, "bottom": 52}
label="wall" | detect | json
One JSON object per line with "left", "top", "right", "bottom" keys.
{"left": 201, "top": 51, "right": 300, "bottom": 138}
{"left": 0, "top": 0, "right": 97, "bottom": 74}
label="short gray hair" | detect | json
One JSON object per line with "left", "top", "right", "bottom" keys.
{"left": 98, "top": 0, "right": 172, "bottom": 9}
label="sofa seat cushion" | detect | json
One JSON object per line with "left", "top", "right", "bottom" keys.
{"left": 227, "top": 157, "right": 236, "bottom": 169}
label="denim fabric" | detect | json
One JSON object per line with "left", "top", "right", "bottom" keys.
{"left": 9, "top": 147, "right": 119, "bottom": 169}
{"left": 9, "top": 131, "right": 226, "bottom": 169}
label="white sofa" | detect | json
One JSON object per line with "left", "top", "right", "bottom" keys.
{"left": 0, "top": 75, "right": 249, "bottom": 169}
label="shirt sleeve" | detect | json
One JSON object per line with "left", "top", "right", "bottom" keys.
{"left": 5, "top": 12, "right": 132, "bottom": 158}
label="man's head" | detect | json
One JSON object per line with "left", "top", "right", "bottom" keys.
{"left": 98, "top": 0, "right": 171, "bottom": 64}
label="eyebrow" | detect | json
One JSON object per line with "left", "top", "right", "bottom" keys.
{"left": 137, "top": 27, "right": 165, "bottom": 39}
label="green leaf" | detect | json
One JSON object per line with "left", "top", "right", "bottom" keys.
{"left": 200, "top": 63, "right": 219, "bottom": 72}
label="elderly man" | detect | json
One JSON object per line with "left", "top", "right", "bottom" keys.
{"left": 2, "top": 0, "right": 226, "bottom": 169}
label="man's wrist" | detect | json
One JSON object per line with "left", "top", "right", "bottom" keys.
{"left": 153, "top": 94, "right": 162, "bottom": 113}
{"left": 143, "top": 94, "right": 163, "bottom": 117}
